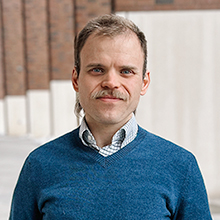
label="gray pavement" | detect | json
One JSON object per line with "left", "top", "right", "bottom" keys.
{"left": 1, "top": 135, "right": 220, "bottom": 220}
{"left": 0, "top": 135, "right": 40, "bottom": 220}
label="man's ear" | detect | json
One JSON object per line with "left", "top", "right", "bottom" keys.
{"left": 140, "top": 71, "right": 150, "bottom": 96}
{"left": 72, "top": 68, "right": 79, "bottom": 92}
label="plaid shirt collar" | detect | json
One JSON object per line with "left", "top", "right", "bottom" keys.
{"left": 79, "top": 114, "right": 138, "bottom": 157}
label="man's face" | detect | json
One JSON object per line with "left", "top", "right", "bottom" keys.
{"left": 72, "top": 32, "right": 150, "bottom": 128}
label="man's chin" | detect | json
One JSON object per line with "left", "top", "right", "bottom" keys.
{"left": 94, "top": 112, "right": 132, "bottom": 126}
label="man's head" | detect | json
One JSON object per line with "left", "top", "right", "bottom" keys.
{"left": 74, "top": 14, "right": 147, "bottom": 78}
{"left": 72, "top": 14, "right": 150, "bottom": 121}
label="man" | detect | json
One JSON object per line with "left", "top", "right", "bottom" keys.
{"left": 10, "top": 14, "right": 212, "bottom": 219}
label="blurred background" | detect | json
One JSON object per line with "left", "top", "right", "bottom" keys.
{"left": 0, "top": 0, "right": 220, "bottom": 219}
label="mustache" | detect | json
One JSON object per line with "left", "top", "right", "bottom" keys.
{"left": 91, "top": 90, "right": 128, "bottom": 101}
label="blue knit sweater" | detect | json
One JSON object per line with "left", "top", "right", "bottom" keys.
{"left": 10, "top": 127, "right": 212, "bottom": 219}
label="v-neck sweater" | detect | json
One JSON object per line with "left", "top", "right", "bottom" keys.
{"left": 9, "top": 127, "right": 212, "bottom": 220}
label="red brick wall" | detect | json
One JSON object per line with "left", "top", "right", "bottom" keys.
{"left": 1, "top": 0, "right": 26, "bottom": 96}
{"left": 25, "top": 0, "right": 50, "bottom": 90}
{"left": 0, "top": 0, "right": 5, "bottom": 99}
{"left": 75, "top": 0, "right": 112, "bottom": 33}
{"left": 49, "top": 0, "right": 75, "bottom": 80}
{"left": 115, "top": 0, "right": 220, "bottom": 11}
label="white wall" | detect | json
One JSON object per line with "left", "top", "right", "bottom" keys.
{"left": 27, "top": 90, "right": 51, "bottom": 138}
{"left": 118, "top": 10, "right": 220, "bottom": 198}
{"left": 0, "top": 99, "right": 6, "bottom": 135}
{"left": 5, "top": 96, "right": 27, "bottom": 136}
{"left": 50, "top": 80, "right": 78, "bottom": 138}
{"left": 0, "top": 81, "right": 78, "bottom": 140}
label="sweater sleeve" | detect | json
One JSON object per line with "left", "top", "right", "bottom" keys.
{"left": 9, "top": 156, "right": 42, "bottom": 220}
{"left": 174, "top": 155, "right": 212, "bottom": 220}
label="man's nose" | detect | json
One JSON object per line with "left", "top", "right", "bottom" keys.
{"left": 101, "top": 70, "right": 120, "bottom": 89}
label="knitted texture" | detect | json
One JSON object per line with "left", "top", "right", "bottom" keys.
{"left": 9, "top": 127, "right": 212, "bottom": 219}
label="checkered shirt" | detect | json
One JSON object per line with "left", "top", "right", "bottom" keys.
{"left": 79, "top": 114, "right": 138, "bottom": 157}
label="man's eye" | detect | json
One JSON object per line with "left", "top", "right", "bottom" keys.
{"left": 92, "top": 68, "right": 103, "bottom": 73}
{"left": 121, "top": 69, "right": 132, "bottom": 74}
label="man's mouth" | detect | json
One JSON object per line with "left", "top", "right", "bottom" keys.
{"left": 98, "top": 95, "right": 121, "bottom": 99}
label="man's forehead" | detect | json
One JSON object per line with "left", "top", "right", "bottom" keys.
{"left": 81, "top": 31, "right": 143, "bottom": 57}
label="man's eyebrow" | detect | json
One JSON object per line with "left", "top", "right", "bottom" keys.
{"left": 120, "top": 65, "right": 139, "bottom": 72}
{"left": 86, "top": 63, "right": 105, "bottom": 69}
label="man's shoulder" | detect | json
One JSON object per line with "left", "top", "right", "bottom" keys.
{"left": 27, "top": 127, "right": 80, "bottom": 161}
{"left": 137, "top": 126, "right": 195, "bottom": 162}
{"left": 136, "top": 126, "right": 198, "bottom": 178}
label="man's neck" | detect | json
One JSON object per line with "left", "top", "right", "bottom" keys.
{"left": 85, "top": 115, "right": 132, "bottom": 148}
